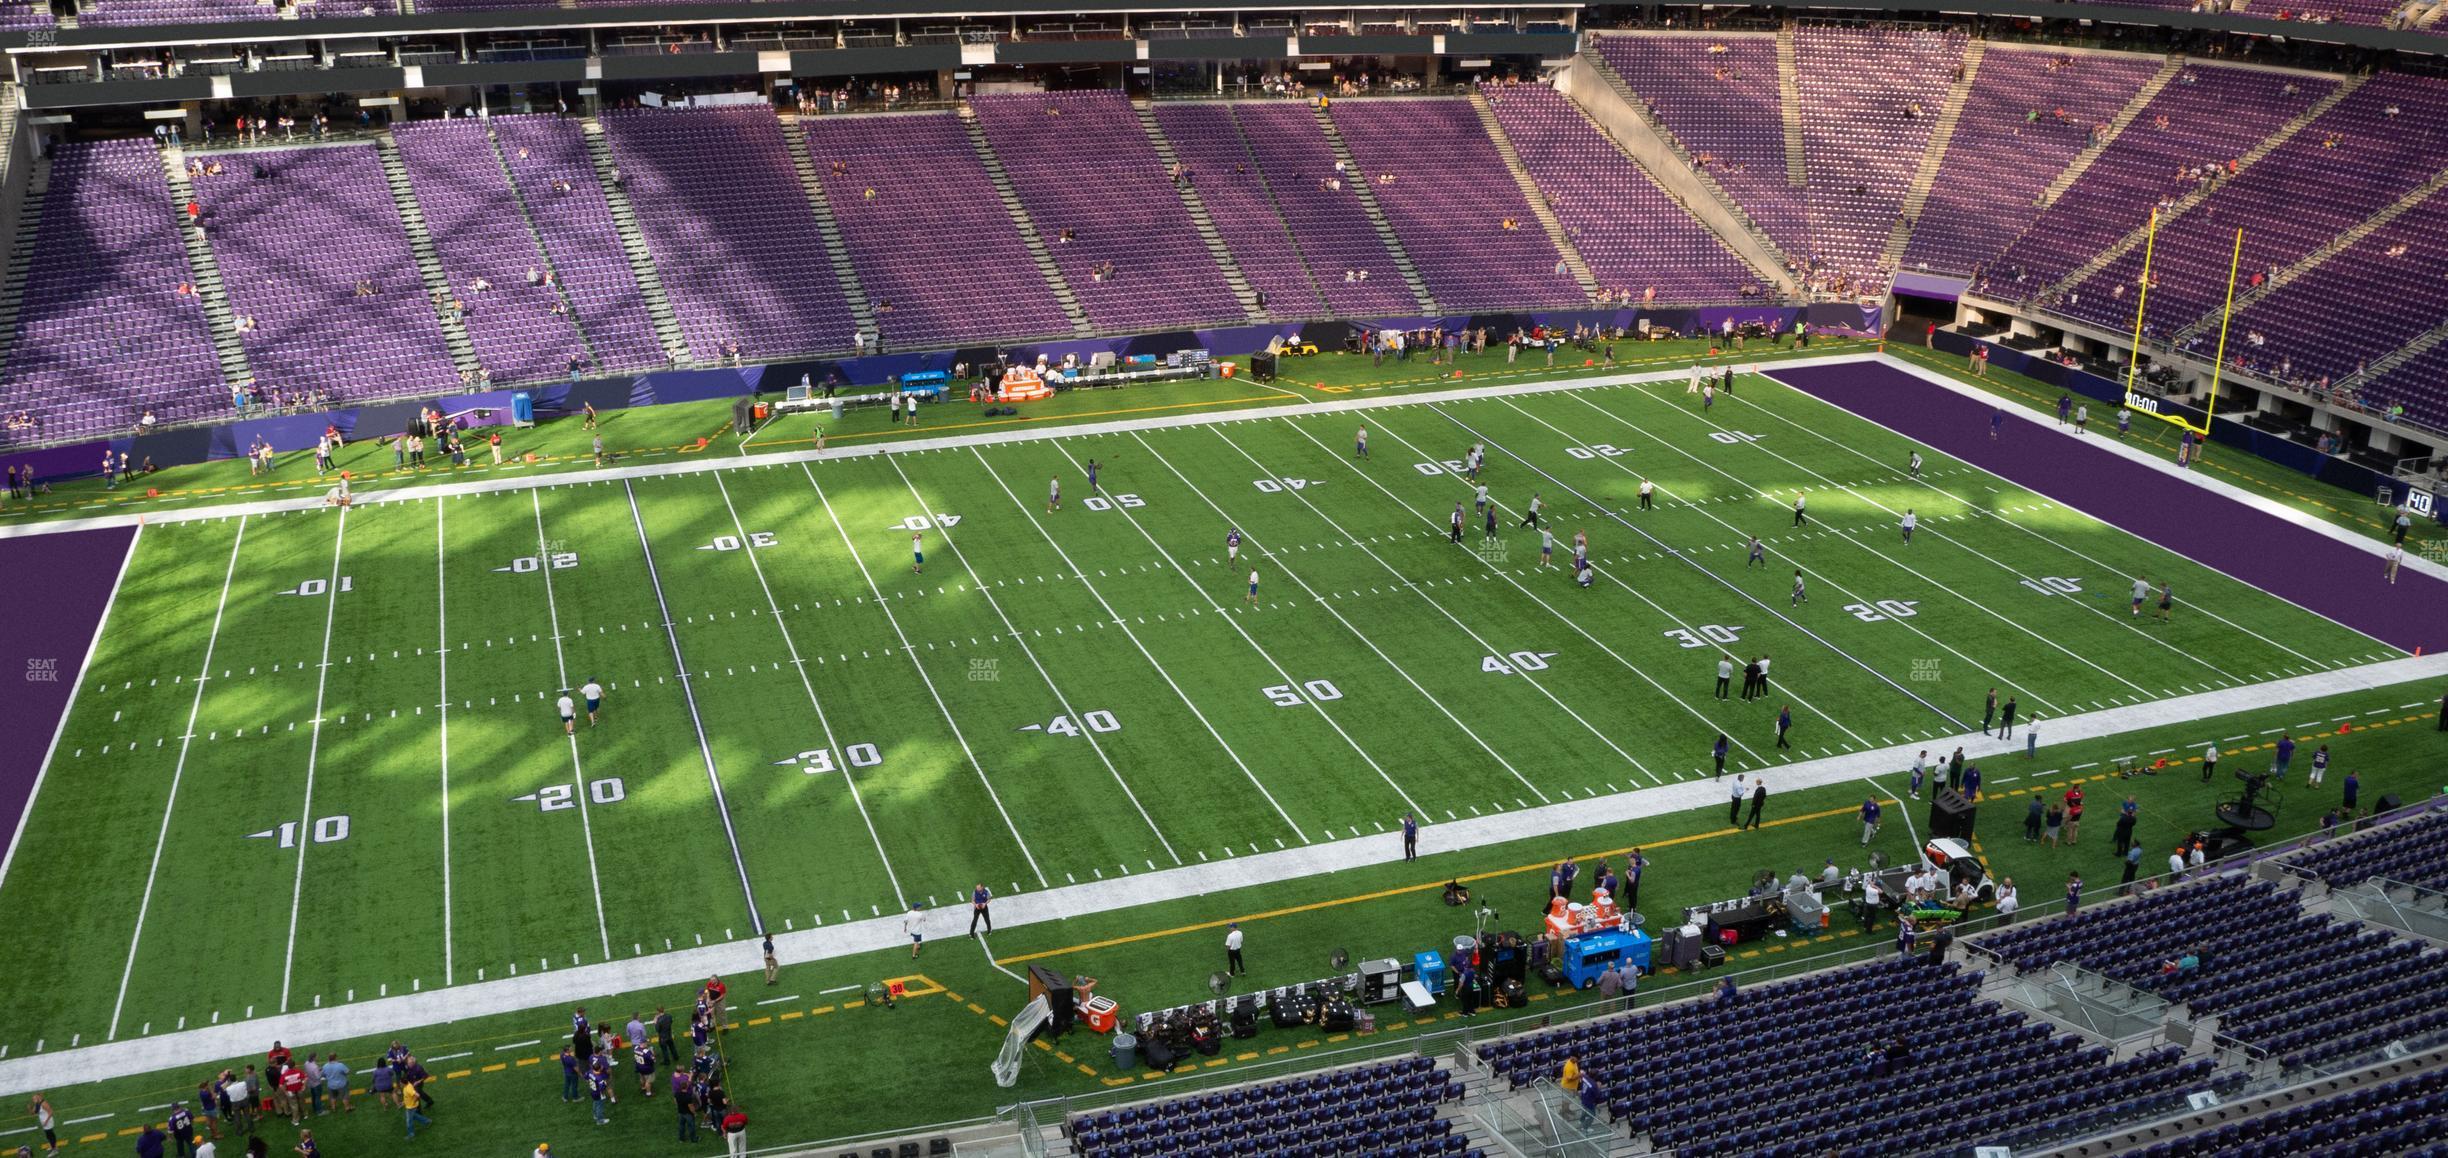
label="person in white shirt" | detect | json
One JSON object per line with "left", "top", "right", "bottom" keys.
{"left": 1792, "top": 493, "right": 1808, "bottom": 527}
{"left": 2188, "top": 844, "right": 2205, "bottom": 872}
{"left": 2385, "top": 545, "right": 2403, "bottom": 585}
{"left": 557, "top": 694, "right": 577, "bottom": 736}
{"left": 1637, "top": 478, "right": 1655, "bottom": 510}
{"left": 903, "top": 904, "right": 925, "bottom": 959}
{"left": 1223, "top": 923, "right": 1245, "bottom": 975}
{"left": 1907, "top": 449, "right": 1922, "bottom": 479}
{"left": 1715, "top": 655, "right": 1734, "bottom": 700}
{"left": 580, "top": 679, "right": 605, "bottom": 727}
{"left": 1995, "top": 879, "right": 2020, "bottom": 923}
{"left": 2168, "top": 848, "right": 2188, "bottom": 881}
{"left": 1900, "top": 509, "right": 1917, "bottom": 544}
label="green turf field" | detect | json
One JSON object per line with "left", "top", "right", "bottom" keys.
{"left": 0, "top": 363, "right": 2411, "bottom": 1069}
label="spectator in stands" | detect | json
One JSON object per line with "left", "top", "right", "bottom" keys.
{"left": 2065, "top": 872, "right": 2084, "bottom": 916}
{"left": 1995, "top": 878, "right": 2019, "bottom": 924}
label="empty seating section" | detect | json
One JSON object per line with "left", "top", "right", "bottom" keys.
{"left": 1065, "top": 1056, "right": 1474, "bottom": 1158}
{"left": 79, "top": 0, "right": 273, "bottom": 24}
{"left": 1793, "top": 26, "right": 1966, "bottom": 276}
{"left": 0, "top": 141, "right": 221, "bottom": 445}
{"left": 2226, "top": 180, "right": 2448, "bottom": 388}
{"left": 1150, "top": 103, "right": 1328, "bottom": 318}
{"left": 489, "top": 115, "right": 667, "bottom": 371}
{"left": 2140, "top": 1067, "right": 2448, "bottom": 1157}
{"left": 0, "top": 0, "right": 50, "bottom": 28}
{"left": 390, "top": 121, "right": 585, "bottom": 383}
{"left": 1985, "top": 67, "right": 2326, "bottom": 294}
{"left": 801, "top": 112, "right": 1072, "bottom": 346}
{"left": 1902, "top": 49, "right": 2160, "bottom": 275}
{"left": 1478, "top": 958, "right": 2204, "bottom": 1157}
{"left": 2065, "top": 75, "right": 2448, "bottom": 337}
{"left": 1224, "top": 102, "right": 1423, "bottom": 317}
{"left": 1485, "top": 84, "right": 1756, "bottom": 302}
{"left": 597, "top": 106, "right": 855, "bottom": 361}
{"left": 204, "top": 144, "right": 460, "bottom": 402}
{"left": 2284, "top": 809, "right": 2448, "bottom": 891}
{"left": 970, "top": 92, "right": 1244, "bottom": 331}
{"left": 1328, "top": 99, "right": 1582, "bottom": 311}
{"left": 1980, "top": 874, "right": 2448, "bottom": 1071}
{"left": 1597, "top": 34, "right": 1812, "bottom": 266}
{"left": 2365, "top": 342, "right": 2448, "bottom": 429}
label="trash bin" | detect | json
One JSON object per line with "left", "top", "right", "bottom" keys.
{"left": 1110, "top": 1033, "right": 1138, "bottom": 1072}
{"left": 1453, "top": 935, "right": 1477, "bottom": 959}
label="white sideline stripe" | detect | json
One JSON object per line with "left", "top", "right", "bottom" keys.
{"left": 1725, "top": 370, "right": 2337, "bottom": 667}
{"left": 0, "top": 354, "right": 1894, "bottom": 542}
{"left": 1134, "top": 430, "right": 1563, "bottom": 801}
{"left": 817, "top": 985, "right": 862, "bottom": 996}
{"left": 12, "top": 650, "right": 2442, "bottom": 1098}
{"left": 494, "top": 1040, "right": 541, "bottom": 1050}
{"left": 880, "top": 455, "right": 1180, "bottom": 864}
{"left": 108, "top": 520, "right": 227, "bottom": 1042}
{"left": 964, "top": 447, "right": 1309, "bottom": 844}
{"left": 423, "top": 1052, "right": 470, "bottom": 1063}
{"left": 799, "top": 463, "right": 1047, "bottom": 888}
{"left": 707, "top": 471, "right": 907, "bottom": 909}
{"left": 1218, "top": 421, "right": 1650, "bottom": 786}
{"left": 531, "top": 491, "right": 613, "bottom": 960}
{"left": 753, "top": 996, "right": 799, "bottom": 1006}
{"left": 623, "top": 480, "right": 767, "bottom": 931}
{"left": 277, "top": 509, "right": 349, "bottom": 1014}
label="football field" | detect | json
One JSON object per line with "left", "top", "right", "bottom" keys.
{"left": 0, "top": 364, "right": 2407, "bottom": 1058}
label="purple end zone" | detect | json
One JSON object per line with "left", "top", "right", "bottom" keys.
{"left": 1768, "top": 360, "right": 2448, "bottom": 656}
{"left": 0, "top": 524, "right": 135, "bottom": 874}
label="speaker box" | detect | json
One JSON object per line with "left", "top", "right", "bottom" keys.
{"left": 1229, "top": 1000, "right": 1257, "bottom": 1039}
{"left": 1929, "top": 788, "right": 1977, "bottom": 840}
{"left": 1251, "top": 351, "right": 1278, "bottom": 382}
{"left": 1027, "top": 965, "right": 1074, "bottom": 1034}
{"left": 2377, "top": 793, "right": 2403, "bottom": 815}
{"left": 732, "top": 397, "right": 757, "bottom": 435}
{"left": 1271, "top": 996, "right": 1311, "bottom": 1029}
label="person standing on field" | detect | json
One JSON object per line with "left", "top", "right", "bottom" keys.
{"left": 557, "top": 693, "right": 577, "bottom": 736}
{"left": 580, "top": 678, "right": 604, "bottom": 727}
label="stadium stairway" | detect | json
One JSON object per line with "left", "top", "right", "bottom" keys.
{"left": 1778, "top": 22, "right": 1807, "bottom": 189}
{"left": 372, "top": 132, "right": 483, "bottom": 380}
{"left": 0, "top": 143, "right": 45, "bottom": 381}
{"left": 1569, "top": 46, "right": 1802, "bottom": 292}
{"left": 575, "top": 117, "right": 689, "bottom": 365}
{"left": 1467, "top": 90, "right": 1602, "bottom": 301}
{"left": 1880, "top": 38, "right": 1986, "bottom": 270}
{"left": 2347, "top": 315, "right": 2448, "bottom": 390}
{"left": 1310, "top": 104, "right": 1440, "bottom": 314}
{"left": 2041, "top": 74, "right": 2366, "bottom": 300}
{"left": 1202, "top": 103, "right": 1343, "bottom": 317}
{"left": 1133, "top": 101, "right": 1270, "bottom": 324}
{"left": 2039, "top": 56, "right": 2183, "bottom": 210}
{"left": 479, "top": 121, "right": 606, "bottom": 371}
{"left": 776, "top": 113, "right": 879, "bottom": 345}
{"left": 2169, "top": 162, "right": 2448, "bottom": 345}
{"left": 957, "top": 105, "right": 1094, "bottom": 339}
{"left": 159, "top": 145, "right": 254, "bottom": 391}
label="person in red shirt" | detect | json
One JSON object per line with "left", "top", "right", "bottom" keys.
{"left": 720, "top": 1104, "right": 749, "bottom": 1156}
{"left": 2063, "top": 786, "right": 2087, "bottom": 846}
{"left": 279, "top": 1062, "right": 309, "bottom": 1125}
{"left": 267, "top": 1043, "right": 292, "bottom": 1071}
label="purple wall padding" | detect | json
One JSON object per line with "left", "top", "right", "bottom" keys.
{"left": 1770, "top": 361, "right": 2448, "bottom": 655}
{"left": 0, "top": 524, "right": 135, "bottom": 872}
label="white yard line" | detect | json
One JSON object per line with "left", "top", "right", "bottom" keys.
{"left": 1530, "top": 391, "right": 2140, "bottom": 711}
{"left": 1033, "top": 439, "right": 1427, "bottom": 818}
{"left": 965, "top": 447, "right": 1310, "bottom": 844}
{"left": 1129, "top": 430, "right": 1566, "bottom": 799}
{"left": 278, "top": 509, "right": 348, "bottom": 1013}
{"left": 798, "top": 463, "right": 1048, "bottom": 888}
{"left": 98, "top": 520, "right": 187, "bottom": 1043}
{"left": 1360, "top": 409, "right": 1869, "bottom": 755}
{"left": 622, "top": 479, "right": 769, "bottom": 930}
{"left": 436, "top": 499, "right": 454, "bottom": 986}
{"left": 707, "top": 471, "right": 908, "bottom": 910}
{"left": 1187, "top": 425, "right": 1648, "bottom": 788}
{"left": 1627, "top": 379, "right": 2276, "bottom": 675}
{"left": 18, "top": 649, "right": 2442, "bottom": 1097}
{"left": 529, "top": 491, "right": 613, "bottom": 961}
{"left": 879, "top": 455, "right": 1181, "bottom": 864}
